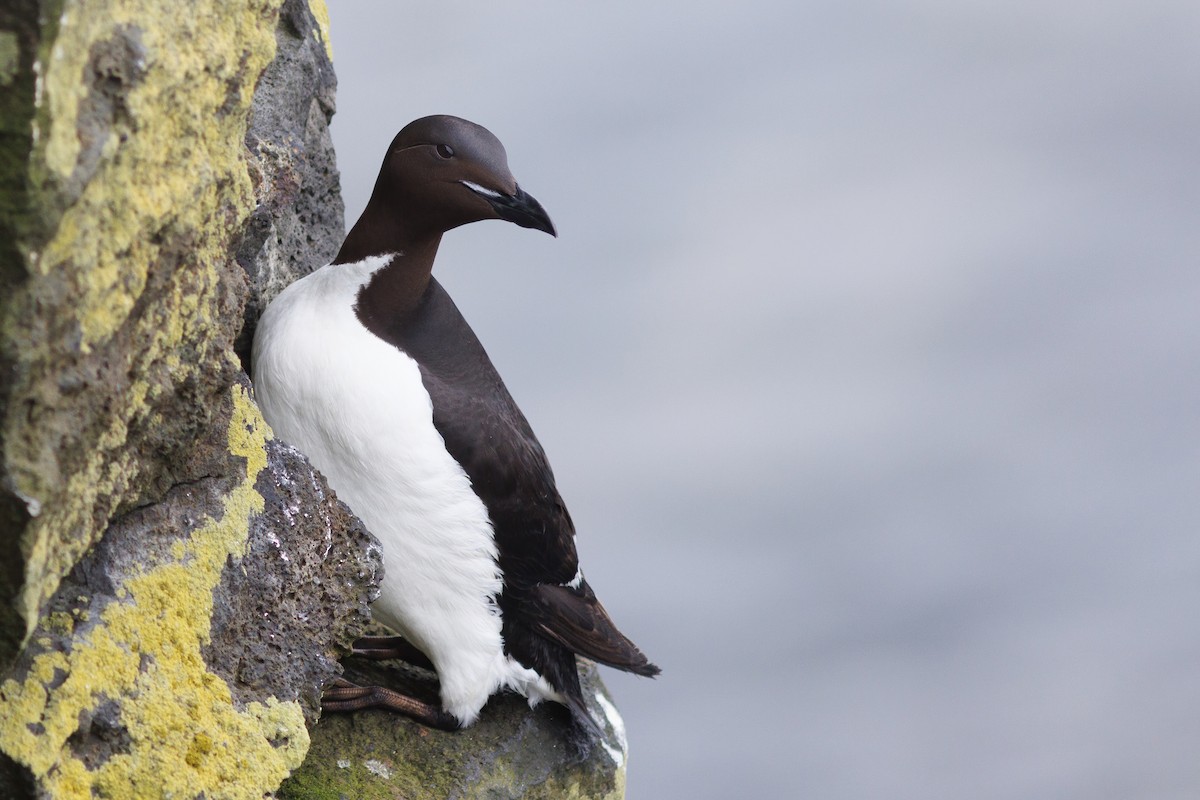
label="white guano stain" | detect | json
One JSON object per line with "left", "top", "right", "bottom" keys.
{"left": 595, "top": 691, "right": 627, "bottom": 768}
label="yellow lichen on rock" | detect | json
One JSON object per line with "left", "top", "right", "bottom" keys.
{"left": 38, "top": 0, "right": 279, "bottom": 348}
{"left": 0, "top": 384, "right": 308, "bottom": 799}
{"left": 10, "top": 0, "right": 286, "bottom": 636}
{"left": 308, "top": 0, "right": 334, "bottom": 61}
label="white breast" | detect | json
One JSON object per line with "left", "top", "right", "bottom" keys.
{"left": 251, "top": 257, "right": 553, "bottom": 723}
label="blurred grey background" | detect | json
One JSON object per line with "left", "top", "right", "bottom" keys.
{"left": 324, "top": 2, "right": 1200, "bottom": 797}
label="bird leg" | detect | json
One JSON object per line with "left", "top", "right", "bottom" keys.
{"left": 326, "top": 636, "right": 453, "bottom": 728}
{"left": 349, "top": 635, "right": 435, "bottom": 670}
{"left": 322, "top": 677, "right": 460, "bottom": 730}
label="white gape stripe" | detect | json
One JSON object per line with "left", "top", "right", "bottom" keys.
{"left": 252, "top": 255, "right": 559, "bottom": 724}
{"left": 460, "top": 179, "right": 503, "bottom": 199}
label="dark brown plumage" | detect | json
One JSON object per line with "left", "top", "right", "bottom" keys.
{"left": 316, "top": 115, "right": 658, "bottom": 733}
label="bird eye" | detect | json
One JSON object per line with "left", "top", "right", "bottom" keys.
{"left": 435, "top": 144, "right": 455, "bottom": 159}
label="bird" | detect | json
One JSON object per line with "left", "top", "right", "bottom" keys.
{"left": 251, "top": 115, "right": 658, "bottom": 733}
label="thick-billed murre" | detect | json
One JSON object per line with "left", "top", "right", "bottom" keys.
{"left": 251, "top": 115, "right": 658, "bottom": 731}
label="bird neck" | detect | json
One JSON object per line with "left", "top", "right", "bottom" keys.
{"left": 339, "top": 204, "right": 445, "bottom": 337}
{"left": 334, "top": 198, "right": 442, "bottom": 264}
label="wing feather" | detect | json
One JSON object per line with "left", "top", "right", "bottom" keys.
{"left": 526, "top": 581, "right": 660, "bottom": 677}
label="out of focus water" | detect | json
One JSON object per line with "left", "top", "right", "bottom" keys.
{"left": 327, "top": 2, "right": 1200, "bottom": 797}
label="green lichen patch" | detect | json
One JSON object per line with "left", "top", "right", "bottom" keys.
{"left": 0, "top": 385, "right": 310, "bottom": 799}
{"left": 280, "top": 662, "right": 627, "bottom": 800}
{"left": 0, "top": 31, "right": 18, "bottom": 86}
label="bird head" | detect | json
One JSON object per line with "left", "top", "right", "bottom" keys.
{"left": 375, "top": 115, "right": 557, "bottom": 238}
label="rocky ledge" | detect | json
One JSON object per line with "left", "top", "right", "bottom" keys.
{"left": 0, "top": 1, "right": 629, "bottom": 797}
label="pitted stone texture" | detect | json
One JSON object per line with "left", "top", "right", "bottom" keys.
{"left": 205, "top": 438, "right": 381, "bottom": 725}
{"left": 235, "top": 0, "right": 345, "bottom": 369}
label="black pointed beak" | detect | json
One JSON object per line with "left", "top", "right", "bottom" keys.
{"left": 465, "top": 181, "right": 557, "bottom": 237}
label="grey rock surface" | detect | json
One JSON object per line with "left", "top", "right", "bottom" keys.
{"left": 206, "top": 437, "right": 381, "bottom": 726}
{"left": 235, "top": 0, "right": 346, "bottom": 370}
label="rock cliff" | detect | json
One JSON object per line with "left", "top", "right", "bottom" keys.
{"left": 0, "top": 1, "right": 629, "bottom": 797}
